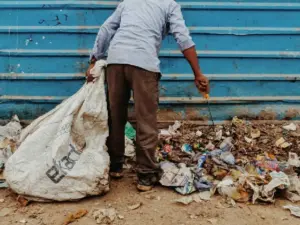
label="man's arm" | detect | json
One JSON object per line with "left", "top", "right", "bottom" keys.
{"left": 168, "top": 2, "right": 209, "bottom": 94}
{"left": 90, "top": 2, "right": 123, "bottom": 61}
{"left": 86, "top": 2, "right": 123, "bottom": 81}
{"left": 183, "top": 46, "right": 209, "bottom": 94}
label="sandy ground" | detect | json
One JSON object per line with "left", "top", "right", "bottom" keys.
{"left": 0, "top": 171, "right": 299, "bottom": 225}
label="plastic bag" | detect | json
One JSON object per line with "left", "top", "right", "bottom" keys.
{"left": 5, "top": 60, "right": 110, "bottom": 201}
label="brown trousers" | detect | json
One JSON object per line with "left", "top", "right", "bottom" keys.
{"left": 106, "top": 64, "right": 160, "bottom": 175}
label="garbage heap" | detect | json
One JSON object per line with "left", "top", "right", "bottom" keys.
{"left": 156, "top": 118, "right": 300, "bottom": 205}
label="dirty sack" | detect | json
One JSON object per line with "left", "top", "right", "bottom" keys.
{"left": 5, "top": 60, "right": 110, "bottom": 201}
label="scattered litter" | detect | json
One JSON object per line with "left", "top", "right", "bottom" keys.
{"left": 0, "top": 182, "right": 8, "bottom": 188}
{"left": 229, "top": 199, "right": 237, "bottom": 207}
{"left": 275, "top": 137, "right": 292, "bottom": 148}
{"left": 217, "top": 177, "right": 249, "bottom": 202}
{"left": 196, "top": 131, "right": 203, "bottom": 137}
{"left": 244, "top": 137, "right": 252, "bottom": 143}
{"left": 157, "top": 120, "right": 300, "bottom": 214}
{"left": 63, "top": 209, "right": 88, "bottom": 225}
{"left": 284, "top": 191, "right": 300, "bottom": 203}
{"left": 220, "top": 151, "right": 235, "bottom": 165}
{"left": 250, "top": 171, "right": 290, "bottom": 204}
{"left": 93, "top": 208, "right": 117, "bottom": 224}
{"left": 125, "top": 136, "right": 135, "bottom": 158}
{"left": 198, "top": 191, "right": 211, "bottom": 201}
{"left": 284, "top": 174, "right": 300, "bottom": 202}
{"left": 17, "top": 196, "right": 30, "bottom": 207}
{"left": 205, "top": 142, "right": 215, "bottom": 151}
{"left": 0, "top": 115, "right": 22, "bottom": 167}
{"left": 197, "top": 154, "right": 207, "bottom": 168}
{"left": 220, "top": 137, "right": 233, "bottom": 151}
{"left": 174, "top": 191, "right": 209, "bottom": 205}
{"left": 288, "top": 152, "right": 300, "bottom": 167}
{"left": 159, "top": 121, "right": 181, "bottom": 138}
{"left": 283, "top": 205, "right": 300, "bottom": 218}
{"left": 125, "top": 122, "right": 136, "bottom": 140}
{"left": 232, "top": 116, "right": 244, "bottom": 126}
{"left": 283, "top": 123, "right": 297, "bottom": 131}
{"left": 128, "top": 202, "right": 142, "bottom": 210}
{"left": 174, "top": 196, "right": 195, "bottom": 205}
{"left": 160, "top": 162, "right": 191, "bottom": 187}
{"left": 160, "top": 162, "right": 196, "bottom": 195}
{"left": 0, "top": 207, "right": 12, "bottom": 217}
{"left": 181, "top": 144, "right": 194, "bottom": 156}
{"left": 251, "top": 129, "right": 261, "bottom": 139}
{"left": 215, "top": 130, "right": 222, "bottom": 141}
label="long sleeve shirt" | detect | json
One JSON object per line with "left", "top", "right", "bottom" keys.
{"left": 90, "top": 0, "right": 195, "bottom": 73}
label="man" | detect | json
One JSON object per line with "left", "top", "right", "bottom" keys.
{"left": 87, "top": 0, "right": 209, "bottom": 191}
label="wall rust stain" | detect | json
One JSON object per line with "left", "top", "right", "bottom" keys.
{"left": 185, "top": 107, "right": 207, "bottom": 121}
{"left": 258, "top": 109, "right": 276, "bottom": 120}
{"left": 128, "top": 109, "right": 183, "bottom": 122}
{"left": 157, "top": 109, "right": 182, "bottom": 121}
{"left": 284, "top": 108, "right": 300, "bottom": 119}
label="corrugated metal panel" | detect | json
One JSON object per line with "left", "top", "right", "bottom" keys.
{"left": 1, "top": 0, "right": 300, "bottom": 122}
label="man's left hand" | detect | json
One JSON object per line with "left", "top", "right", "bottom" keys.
{"left": 195, "top": 74, "right": 210, "bottom": 95}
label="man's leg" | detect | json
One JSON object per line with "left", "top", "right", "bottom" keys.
{"left": 106, "top": 64, "right": 130, "bottom": 177}
{"left": 125, "top": 65, "right": 161, "bottom": 190}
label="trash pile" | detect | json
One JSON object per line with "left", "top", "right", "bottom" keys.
{"left": 0, "top": 115, "right": 22, "bottom": 189}
{"left": 156, "top": 118, "right": 300, "bottom": 212}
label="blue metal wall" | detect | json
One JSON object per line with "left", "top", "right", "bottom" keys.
{"left": 1, "top": 0, "right": 300, "bottom": 122}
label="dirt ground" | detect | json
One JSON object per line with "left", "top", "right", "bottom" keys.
{"left": 0, "top": 172, "right": 299, "bottom": 225}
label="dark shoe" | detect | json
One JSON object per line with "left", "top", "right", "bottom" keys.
{"left": 110, "top": 171, "right": 124, "bottom": 179}
{"left": 136, "top": 173, "right": 159, "bottom": 192}
{"left": 110, "top": 163, "right": 124, "bottom": 179}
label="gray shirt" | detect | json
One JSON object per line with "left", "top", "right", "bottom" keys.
{"left": 91, "top": 0, "right": 195, "bottom": 73}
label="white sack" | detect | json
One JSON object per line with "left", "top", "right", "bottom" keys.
{"left": 5, "top": 60, "right": 110, "bottom": 201}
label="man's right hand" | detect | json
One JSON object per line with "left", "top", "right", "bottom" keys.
{"left": 86, "top": 63, "right": 96, "bottom": 83}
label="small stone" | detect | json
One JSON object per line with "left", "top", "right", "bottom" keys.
{"left": 189, "top": 214, "right": 198, "bottom": 219}
{"left": 244, "top": 137, "right": 252, "bottom": 143}
{"left": 230, "top": 199, "right": 236, "bottom": 207}
{"left": 128, "top": 202, "right": 142, "bottom": 210}
{"left": 19, "top": 219, "right": 27, "bottom": 224}
{"left": 0, "top": 208, "right": 13, "bottom": 217}
{"left": 196, "top": 131, "right": 203, "bottom": 137}
{"left": 144, "top": 195, "right": 151, "bottom": 199}
{"left": 156, "top": 196, "right": 161, "bottom": 201}
{"left": 93, "top": 208, "right": 116, "bottom": 224}
{"left": 118, "top": 215, "right": 124, "bottom": 220}
{"left": 0, "top": 199, "right": 4, "bottom": 203}
{"left": 207, "top": 218, "right": 218, "bottom": 225}
{"left": 260, "top": 215, "right": 266, "bottom": 220}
